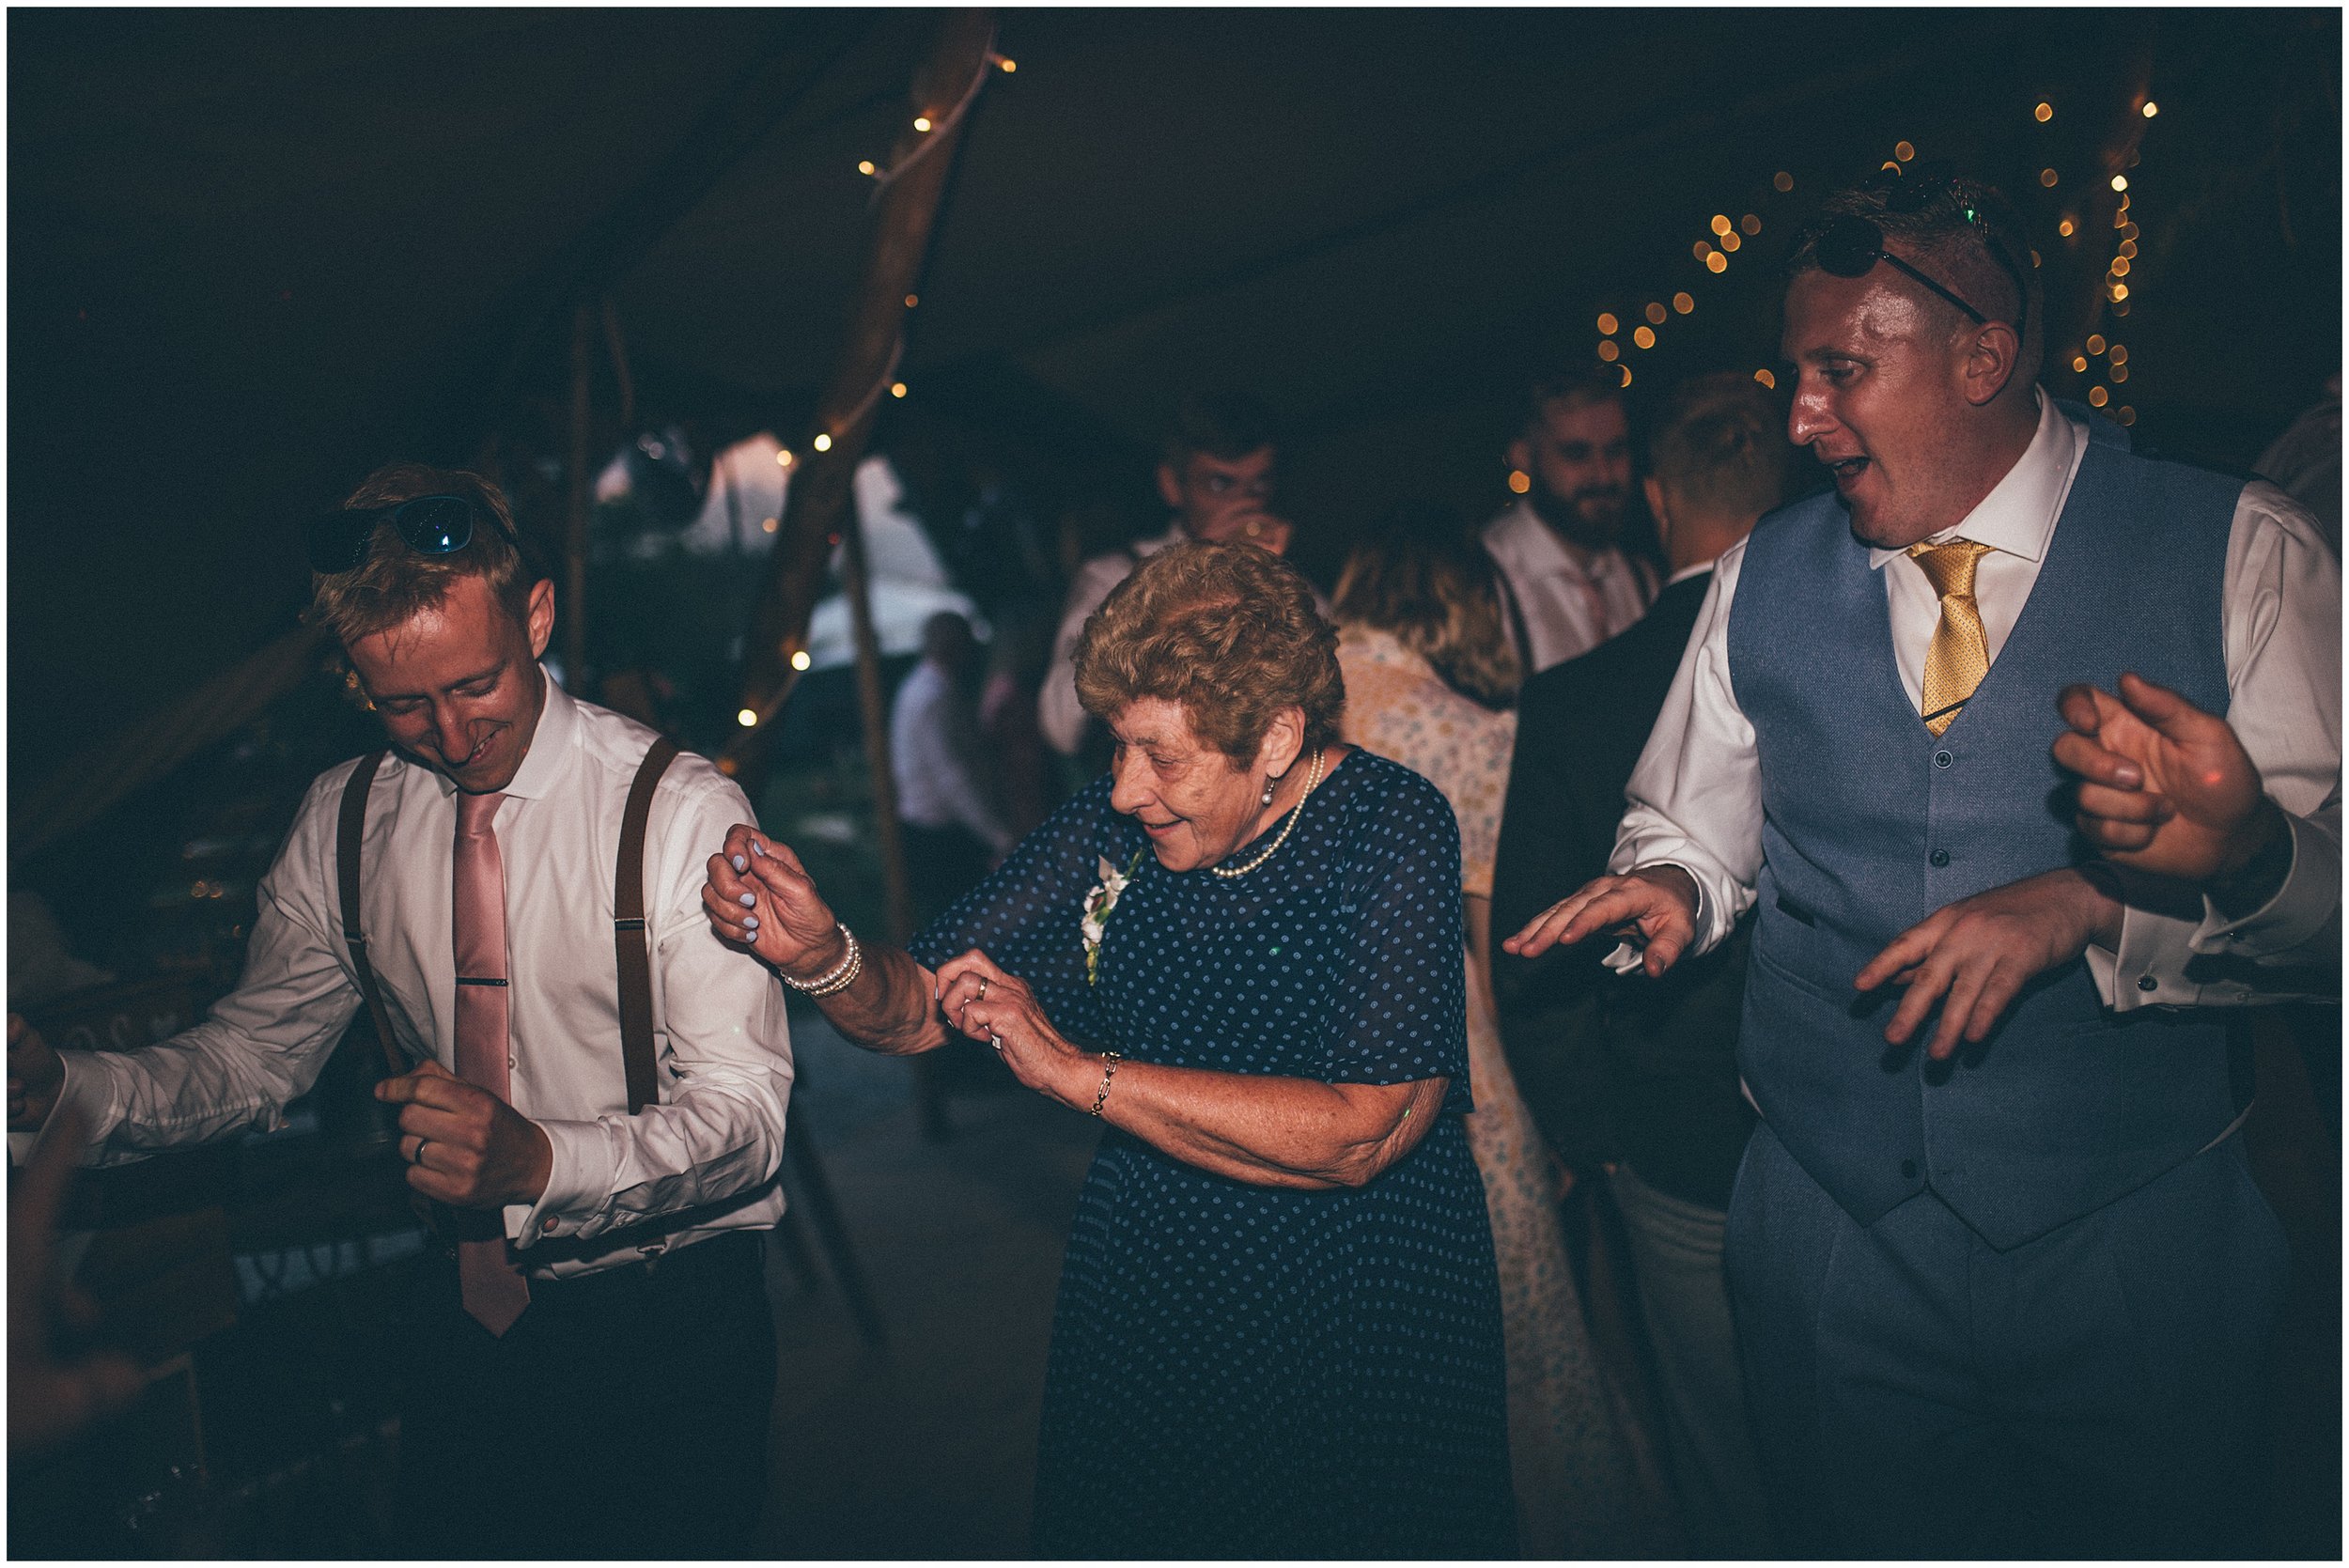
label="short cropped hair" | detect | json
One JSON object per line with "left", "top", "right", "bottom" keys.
{"left": 1161, "top": 391, "right": 1279, "bottom": 472}
{"left": 1332, "top": 505, "right": 1519, "bottom": 710}
{"left": 1649, "top": 372, "right": 1794, "bottom": 522}
{"left": 1524, "top": 363, "right": 1626, "bottom": 431}
{"left": 1074, "top": 541, "right": 1345, "bottom": 764}
{"left": 1788, "top": 170, "right": 2044, "bottom": 380}
{"left": 307, "top": 463, "right": 541, "bottom": 645}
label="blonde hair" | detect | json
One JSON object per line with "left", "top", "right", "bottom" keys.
{"left": 1331, "top": 507, "right": 1519, "bottom": 709}
{"left": 1073, "top": 541, "right": 1345, "bottom": 764}
{"left": 307, "top": 463, "right": 537, "bottom": 645}
{"left": 1649, "top": 373, "right": 1794, "bottom": 522}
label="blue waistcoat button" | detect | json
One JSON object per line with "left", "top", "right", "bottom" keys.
{"left": 1929, "top": 848, "right": 1951, "bottom": 867}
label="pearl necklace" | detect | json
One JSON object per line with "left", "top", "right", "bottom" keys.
{"left": 1211, "top": 747, "right": 1327, "bottom": 879}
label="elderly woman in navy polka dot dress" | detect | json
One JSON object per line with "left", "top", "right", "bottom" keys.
{"left": 706, "top": 542, "right": 1517, "bottom": 1558}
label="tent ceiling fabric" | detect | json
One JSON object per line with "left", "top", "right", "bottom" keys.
{"left": 9, "top": 9, "right": 2336, "bottom": 765}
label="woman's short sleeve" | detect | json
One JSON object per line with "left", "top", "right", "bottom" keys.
{"left": 906, "top": 777, "right": 1123, "bottom": 1036}
{"left": 1315, "top": 768, "right": 1470, "bottom": 1108}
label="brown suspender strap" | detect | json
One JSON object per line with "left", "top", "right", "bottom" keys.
{"left": 614, "top": 737, "right": 680, "bottom": 1115}
{"left": 334, "top": 750, "right": 405, "bottom": 1078}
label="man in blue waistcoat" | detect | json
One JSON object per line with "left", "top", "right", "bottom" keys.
{"left": 1506, "top": 171, "right": 2340, "bottom": 1556}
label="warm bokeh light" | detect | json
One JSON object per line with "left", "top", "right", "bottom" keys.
{"left": 1672, "top": 291, "right": 1694, "bottom": 315}
{"left": 2108, "top": 344, "right": 2127, "bottom": 365}
{"left": 1705, "top": 252, "right": 1728, "bottom": 273}
{"left": 762, "top": 516, "right": 779, "bottom": 534}
{"left": 1710, "top": 214, "right": 1732, "bottom": 236}
{"left": 1753, "top": 368, "right": 1776, "bottom": 389}
{"left": 2118, "top": 407, "right": 2136, "bottom": 425}
{"left": 1597, "top": 339, "right": 1621, "bottom": 362}
{"left": 890, "top": 381, "right": 909, "bottom": 397}
{"left": 2110, "top": 175, "right": 2128, "bottom": 192}
{"left": 776, "top": 448, "right": 795, "bottom": 467}
{"left": 2059, "top": 218, "right": 2076, "bottom": 237}
{"left": 1773, "top": 171, "right": 1795, "bottom": 192}
{"left": 814, "top": 433, "right": 833, "bottom": 452}
{"left": 737, "top": 708, "right": 757, "bottom": 728}
{"left": 2141, "top": 101, "right": 2157, "bottom": 118}
{"left": 1692, "top": 241, "right": 1713, "bottom": 262}
{"left": 1719, "top": 230, "right": 1741, "bottom": 253}
{"left": 1597, "top": 312, "right": 1619, "bottom": 334}
{"left": 1617, "top": 365, "right": 1633, "bottom": 388}
{"left": 791, "top": 650, "right": 814, "bottom": 672}
{"left": 913, "top": 116, "right": 932, "bottom": 132}
{"left": 2034, "top": 101, "right": 2054, "bottom": 122}
{"left": 2109, "top": 256, "right": 2130, "bottom": 277}
{"left": 1632, "top": 326, "right": 1657, "bottom": 349}
{"left": 2072, "top": 355, "right": 2089, "bottom": 373}
{"left": 2109, "top": 283, "right": 2129, "bottom": 301}
{"left": 1645, "top": 302, "right": 1667, "bottom": 324}
{"left": 2040, "top": 167, "right": 2059, "bottom": 188}
{"left": 857, "top": 160, "right": 877, "bottom": 176}
{"left": 2110, "top": 365, "right": 2128, "bottom": 382}
{"left": 1507, "top": 469, "right": 1532, "bottom": 495}
{"left": 2088, "top": 386, "right": 2109, "bottom": 407}
{"left": 1894, "top": 141, "right": 1916, "bottom": 162}
{"left": 2086, "top": 334, "right": 2106, "bottom": 354}
{"left": 905, "top": 293, "right": 919, "bottom": 307}
{"left": 998, "top": 56, "right": 1017, "bottom": 72}
{"left": 1739, "top": 213, "right": 1762, "bottom": 236}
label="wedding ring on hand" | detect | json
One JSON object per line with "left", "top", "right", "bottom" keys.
{"left": 975, "top": 976, "right": 991, "bottom": 1001}
{"left": 988, "top": 1031, "right": 1003, "bottom": 1055}
{"left": 409, "top": 1139, "right": 428, "bottom": 1165}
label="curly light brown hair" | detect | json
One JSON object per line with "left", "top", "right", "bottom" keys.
{"left": 307, "top": 462, "right": 541, "bottom": 645}
{"left": 1332, "top": 504, "right": 1519, "bottom": 710}
{"left": 1073, "top": 541, "right": 1345, "bottom": 765}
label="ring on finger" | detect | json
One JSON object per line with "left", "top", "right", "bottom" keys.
{"left": 410, "top": 1138, "right": 428, "bottom": 1166}
{"left": 988, "top": 1030, "right": 1003, "bottom": 1055}
{"left": 975, "top": 975, "right": 991, "bottom": 1002}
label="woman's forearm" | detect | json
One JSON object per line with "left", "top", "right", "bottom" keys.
{"left": 1049, "top": 1052, "right": 1447, "bottom": 1189}
{"left": 810, "top": 942, "right": 950, "bottom": 1056}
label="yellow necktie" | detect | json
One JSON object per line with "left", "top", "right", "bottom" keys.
{"left": 1906, "top": 538, "right": 1994, "bottom": 737}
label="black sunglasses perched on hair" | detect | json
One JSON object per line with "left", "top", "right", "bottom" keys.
{"left": 1811, "top": 175, "right": 2031, "bottom": 343}
{"left": 305, "top": 494, "right": 513, "bottom": 575}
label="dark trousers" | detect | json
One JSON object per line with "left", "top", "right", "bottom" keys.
{"left": 1727, "top": 1121, "right": 2287, "bottom": 1559}
{"left": 396, "top": 1231, "right": 776, "bottom": 1560}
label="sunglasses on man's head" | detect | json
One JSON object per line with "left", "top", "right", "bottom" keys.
{"left": 305, "top": 494, "right": 512, "bottom": 575}
{"left": 1810, "top": 174, "right": 2031, "bottom": 343}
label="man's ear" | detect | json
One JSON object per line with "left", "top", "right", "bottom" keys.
{"left": 1642, "top": 474, "right": 1672, "bottom": 540}
{"left": 1505, "top": 436, "right": 1532, "bottom": 478}
{"left": 1959, "top": 322, "right": 2024, "bottom": 408}
{"left": 1156, "top": 461, "right": 1186, "bottom": 513}
{"left": 525, "top": 579, "right": 555, "bottom": 660}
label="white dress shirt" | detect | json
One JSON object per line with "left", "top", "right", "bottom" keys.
{"left": 1610, "top": 392, "right": 2341, "bottom": 1008}
{"left": 54, "top": 675, "right": 796, "bottom": 1277}
{"left": 1481, "top": 498, "right": 1660, "bottom": 675}
{"left": 1039, "top": 523, "right": 1188, "bottom": 755}
{"left": 893, "top": 657, "right": 1015, "bottom": 856}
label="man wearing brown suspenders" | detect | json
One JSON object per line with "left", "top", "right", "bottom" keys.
{"left": 8, "top": 464, "right": 794, "bottom": 1558}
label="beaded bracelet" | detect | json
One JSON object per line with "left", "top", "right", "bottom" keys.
{"left": 1089, "top": 1050, "right": 1123, "bottom": 1117}
{"left": 782, "top": 923, "right": 862, "bottom": 997}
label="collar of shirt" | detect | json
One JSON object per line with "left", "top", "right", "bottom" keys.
{"left": 1489, "top": 497, "right": 1615, "bottom": 579}
{"left": 1665, "top": 559, "right": 1718, "bottom": 588}
{"left": 1865, "top": 389, "right": 2086, "bottom": 573}
{"left": 427, "top": 664, "right": 579, "bottom": 800}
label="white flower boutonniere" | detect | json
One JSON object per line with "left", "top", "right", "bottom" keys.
{"left": 1082, "top": 848, "right": 1147, "bottom": 986}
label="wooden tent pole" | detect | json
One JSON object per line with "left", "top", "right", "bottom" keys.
{"left": 732, "top": 11, "right": 997, "bottom": 750}
{"left": 564, "top": 298, "right": 594, "bottom": 694}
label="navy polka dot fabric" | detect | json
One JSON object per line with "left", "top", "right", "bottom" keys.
{"left": 911, "top": 751, "right": 1517, "bottom": 1558}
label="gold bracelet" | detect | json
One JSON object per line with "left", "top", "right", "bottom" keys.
{"left": 1089, "top": 1051, "right": 1123, "bottom": 1118}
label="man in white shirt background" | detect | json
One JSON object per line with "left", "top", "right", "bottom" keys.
{"left": 8, "top": 465, "right": 795, "bottom": 1559}
{"left": 1483, "top": 363, "right": 1662, "bottom": 675}
{"left": 1507, "top": 173, "right": 2338, "bottom": 1557}
{"left": 1038, "top": 391, "right": 1295, "bottom": 761}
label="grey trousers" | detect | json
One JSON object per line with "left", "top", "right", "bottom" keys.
{"left": 1610, "top": 1162, "right": 1773, "bottom": 1559}
{"left": 1726, "top": 1120, "right": 2288, "bottom": 1559}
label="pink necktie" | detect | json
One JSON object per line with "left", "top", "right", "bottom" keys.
{"left": 453, "top": 791, "right": 531, "bottom": 1336}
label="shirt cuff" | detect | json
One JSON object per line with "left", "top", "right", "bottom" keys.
{"left": 2191, "top": 812, "right": 2339, "bottom": 963}
{"left": 506, "top": 1117, "right": 613, "bottom": 1247}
